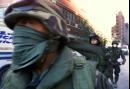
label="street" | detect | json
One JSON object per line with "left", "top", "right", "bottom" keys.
{"left": 117, "top": 55, "right": 129, "bottom": 89}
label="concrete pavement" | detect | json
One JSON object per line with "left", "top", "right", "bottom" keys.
{"left": 117, "top": 55, "right": 129, "bottom": 89}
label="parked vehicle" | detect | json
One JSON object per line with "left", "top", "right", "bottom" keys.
{"left": 121, "top": 45, "right": 129, "bottom": 55}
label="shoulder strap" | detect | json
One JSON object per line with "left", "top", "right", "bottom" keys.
{"left": 0, "top": 64, "right": 11, "bottom": 86}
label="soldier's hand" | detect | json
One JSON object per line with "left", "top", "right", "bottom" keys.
{"left": 122, "top": 60, "right": 126, "bottom": 65}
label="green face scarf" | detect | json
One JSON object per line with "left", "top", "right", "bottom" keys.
{"left": 12, "top": 25, "right": 49, "bottom": 71}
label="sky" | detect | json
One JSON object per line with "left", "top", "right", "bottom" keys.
{"left": 71, "top": 0, "right": 129, "bottom": 42}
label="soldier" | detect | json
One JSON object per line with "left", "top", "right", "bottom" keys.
{"left": 89, "top": 34, "right": 106, "bottom": 72}
{"left": 89, "top": 34, "right": 101, "bottom": 46}
{"left": 89, "top": 34, "right": 114, "bottom": 89}
{"left": 0, "top": 0, "right": 105, "bottom": 89}
{"left": 106, "top": 41, "right": 126, "bottom": 88}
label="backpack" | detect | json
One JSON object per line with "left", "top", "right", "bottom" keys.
{"left": 73, "top": 52, "right": 114, "bottom": 89}
{"left": 73, "top": 53, "right": 97, "bottom": 89}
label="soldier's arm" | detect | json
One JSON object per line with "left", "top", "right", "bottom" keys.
{"left": 120, "top": 49, "right": 126, "bottom": 65}
{"left": 67, "top": 40, "right": 104, "bottom": 58}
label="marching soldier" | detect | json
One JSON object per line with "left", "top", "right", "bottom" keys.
{"left": 106, "top": 41, "right": 126, "bottom": 88}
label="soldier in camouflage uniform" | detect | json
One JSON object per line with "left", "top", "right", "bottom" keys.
{"left": 89, "top": 34, "right": 106, "bottom": 72}
{"left": 0, "top": 0, "right": 105, "bottom": 89}
{"left": 89, "top": 34, "right": 114, "bottom": 89}
{"left": 105, "top": 41, "right": 126, "bottom": 88}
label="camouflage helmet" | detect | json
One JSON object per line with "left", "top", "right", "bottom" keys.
{"left": 4, "top": 0, "right": 68, "bottom": 38}
{"left": 90, "top": 33, "right": 100, "bottom": 41}
{"left": 112, "top": 40, "right": 119, "bottom": 45}
{"left": 89, "top": 34, "right": 101, "bottom": 45}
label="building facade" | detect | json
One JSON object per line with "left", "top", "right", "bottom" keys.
{"left": 122, "top": 23, "right": 129, "bottom": 45}
{"left": 49, "top": 0, "right": 93, "bottom": 39}
{"left": 111, "top": 11, "right": 128, "bottom": 45}
{"left": 50, "top": 0, "right": 85, "bottom": 30}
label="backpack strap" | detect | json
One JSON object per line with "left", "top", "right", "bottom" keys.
{"left": 0, "top": 64, "right": 11, "bottom": 86}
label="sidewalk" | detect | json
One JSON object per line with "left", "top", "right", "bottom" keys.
{"left": 117, "top": 55, "right": 129, "bottom": 89}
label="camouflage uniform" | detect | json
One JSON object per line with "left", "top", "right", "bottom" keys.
{"left": 0, "top": 0, "right": 114, "bottom": 89}
{"left": 104, "top": 41, "right": 126, "bottom": 87}
{"left": 0, "top": 0, "right": 99, "bottom": 89}
{"left": 97, "top": 46, "right": 109, "bottom": 73}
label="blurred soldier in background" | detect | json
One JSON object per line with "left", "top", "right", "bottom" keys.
{"left": 89, "top": 34, "right": 106, "bottom": 73}
{"left": 105, "top": 41, "right": 126, "bottom": 88}
{"left": 89, "top": 34, "right": 114, "bottom": 89}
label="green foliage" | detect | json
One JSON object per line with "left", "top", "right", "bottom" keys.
{"left": 82, "top": 19, "right": 95, "bottom": 33}
{"left": 95, "top": 31, "right": 108, "bottom": 46}
{"left": 81, "top": 19, "right": 109, "bottom": 46}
